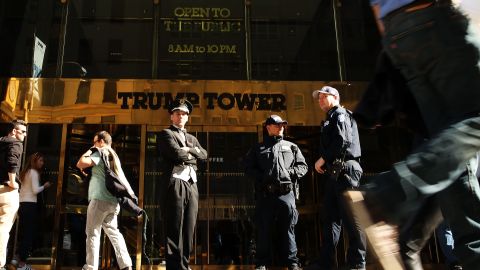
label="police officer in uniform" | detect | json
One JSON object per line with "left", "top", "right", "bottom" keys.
{"left": 157, "top": 99, "right": 208, "bottom": 270}
{"left": 310, "top": 86, "right": 366, "bottom": 270}
{"left": 245, "top": 115, "right": 308, "bottom": 270}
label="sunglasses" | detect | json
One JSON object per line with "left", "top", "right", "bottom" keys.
{"left": 15, "top": 129, "right": 27, "bottom": 135}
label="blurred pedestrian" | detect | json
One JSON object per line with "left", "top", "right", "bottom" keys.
{"left": 347, "top": 1, "right": 480, "bottom": 269}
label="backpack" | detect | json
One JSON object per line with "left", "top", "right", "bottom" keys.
{"left": 90, "top": 147, "right": 141, "bottom": 212}
{"left": 90, "top": 147, "right": 151, "bottom": 264}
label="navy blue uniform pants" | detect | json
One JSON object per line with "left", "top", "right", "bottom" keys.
{"left": 319, "top": 173, "right": 366, "bottom": 269}
{"left": 255, "top": 191, "right": 299, "bottom": 267}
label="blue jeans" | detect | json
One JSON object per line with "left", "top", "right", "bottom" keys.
{"left": 370, "top": 118, "right": 480, "bottom": 270}
{"left": 436, "top": 221, "right": 457, "bottom": 265}
{"left": 398, "top": 167, "right": 474, "bottom": 270}
{"left": 436, "top": 158, "right": 480, "bottom": 268}
{"left": 373, "top": 4, "right": 480, "bottom": 269}
{"left": 383, "top": 4, "right": 480, "bottom": 135}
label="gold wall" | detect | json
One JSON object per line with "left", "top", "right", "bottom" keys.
{"left": 1, "top": 78, "right": 367, "bottom": 125}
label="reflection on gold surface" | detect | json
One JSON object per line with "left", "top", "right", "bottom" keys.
{"left": 1, "top": 78, "right": 367, "bottom": 126}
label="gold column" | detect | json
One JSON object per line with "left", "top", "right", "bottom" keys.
{"left": 51, "top": 123, "right": 68, "bottom": 270}
{"left": 137, "top": 124, "right": 147, "bottom": 269}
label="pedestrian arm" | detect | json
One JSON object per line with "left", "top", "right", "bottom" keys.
{"left": 31, "top": 170, "right": 46, "bottom": 194}
{"left": 244, "top": 147, "right": 263, "bottom": 181}
{"left": 291, "top": 148, "right": 308, "bottom": 180}
{"left": 371, "top": 4, "right": 385, "bottom": 35}
{"left": 77, "top": 149, "right": 95, "bottom": 169}
{"left": 6, "top": 142, "right": 22, "bottom": 189}
{"left": 158, "top": 130, "right": 193, "bottom": 163}
{"left": 186, "top": 136, "right": 208, "bottom": 160}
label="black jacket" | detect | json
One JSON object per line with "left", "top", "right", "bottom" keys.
{"left": 157, "top": 126, "right": 208, "bottom": 184}
{"left": 319, "top": 106, "right": 361, "bottom": 165}
{"left": 245, "top": 136, "right": 308, "bottom": 186}
{"left": 0, "top": 136, "right": 23, "bottom": 185}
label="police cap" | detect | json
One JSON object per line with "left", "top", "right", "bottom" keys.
{"left": 312, "top": 86, "right": 339, "bottom": 99}
{"left": 168, "top": 98, "right": 193, "bottom": 114}
{"left": 265, "top": 115, "right": 288, "bottom": 126}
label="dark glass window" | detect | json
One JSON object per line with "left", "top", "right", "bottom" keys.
{"left": 64, "top": 0, "right": 154, "bottom": 78}
{"left": 0, "top": 0, "right": 381, "bottom": 81}
{"left": 340, "top": 0, "right": 382, "bottom": 81}
{"left": 157, "top": 0, "right": 246, "bottom": 80}
{"left": 0, "top": 0, "right": 62, "bottom": 78}
{"left": 250, "top": 0, "right": 340, "bottom": 81}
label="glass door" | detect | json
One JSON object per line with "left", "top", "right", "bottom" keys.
{"left": 143, "top": 126, "right": 259, "bottom": 266}
{"left": 56, "top": 124, "right": 141, "bottom": 269}
{"left": 195, "top": 126, "right": 322, "bottom": 267}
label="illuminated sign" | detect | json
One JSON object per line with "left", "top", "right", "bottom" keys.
{"left": 160, "top": 2, "right": 243, "bottom": 58}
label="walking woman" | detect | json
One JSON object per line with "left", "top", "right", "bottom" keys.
{"left": 17, "top": 152, "right": 51, "bottom": 270}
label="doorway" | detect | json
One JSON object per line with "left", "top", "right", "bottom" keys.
{"left": 56, "top": 124, "right": 141, "bottom": 269}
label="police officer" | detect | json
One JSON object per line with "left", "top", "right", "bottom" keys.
{"left": 311, "top": 86, "right": 366, "bottom": 270}
{"left": 245, "top": 115, "right": 308, "bottom": 270}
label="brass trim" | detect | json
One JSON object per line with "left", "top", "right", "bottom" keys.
{"left": 136, "top": 124, "right": 147, "bottom": 270}
{"left": 51, "top": 123, "right": 68, "bottom": 269}
{"left": 2, "top": 78, "right": 368, "bottom": 126}
{"left": 147, "top": 125, "right": 257, "bottom": 133}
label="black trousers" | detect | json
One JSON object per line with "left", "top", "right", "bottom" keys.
{"left": 255, "top": 191, "right": 299, "bottom": 267}
{"left": 164, "top": 178, "right": 198, "bottom": 270}
{"left": 18, "top": 202, "right": 38, "bottom": 262}
{"left": 319, "top": 172, "right": 366, "bottom": 269}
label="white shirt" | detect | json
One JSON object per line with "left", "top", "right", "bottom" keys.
{"left": 172, "top": 165, "right": 197, "bottom": 182}
{"left": 19, "top": 169, "right": 45, "bottom": 203}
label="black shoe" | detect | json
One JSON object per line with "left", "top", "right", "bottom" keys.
{"left": 449, "top": 262, "right": 462, "bottom": 270}
{"left": 303, "top": 262, "right": 322, "bottom": 270}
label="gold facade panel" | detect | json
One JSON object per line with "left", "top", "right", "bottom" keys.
{"left": 2, "top": 78, "right": 367, "bottom": 125}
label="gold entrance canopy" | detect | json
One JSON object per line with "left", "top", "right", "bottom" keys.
{"left": 1, "top": 78, "right": 366, "bottom": 125}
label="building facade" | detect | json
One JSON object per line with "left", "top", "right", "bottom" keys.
{"left": 0, "top": 1, "right": 441, "bottom": 270}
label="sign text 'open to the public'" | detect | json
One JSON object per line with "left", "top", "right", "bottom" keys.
{"left": 163, "top": 6, "right": 242, "bottom": 56}
{"left": 117, "top": 92, "right": 287, "bottom": 111}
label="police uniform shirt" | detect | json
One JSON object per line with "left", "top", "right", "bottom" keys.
{"left": 245, "top": 136, "right": 308, "bottom": 185}
{"left": 319, "top": 106, "right": 361, "bottom": 163}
